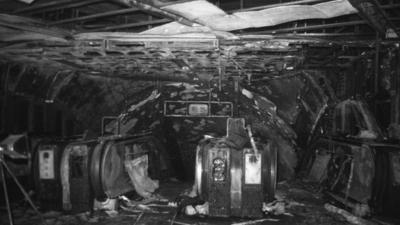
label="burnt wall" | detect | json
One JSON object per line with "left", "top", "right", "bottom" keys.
{"left": 0, "top": 63, "right": 77, "bottom": 138}
{"left": 2, "top": 42, "right": 399, "bottom": 182}
{"left": 0, "top": 62, "right": 157, "bottom": 138}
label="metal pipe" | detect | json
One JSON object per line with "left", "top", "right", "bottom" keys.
{"left": 0, "top": 153, "right": 14, "bottom": 225}
{"left": 111, "top": 0, "right": 195, "bottom": 26}
{"left": 253, "top": 20, "right": 367, "bottom": 34}
{"left": 15, "top": 0, "right": 104, "bottom": 14}
{"left": 393, "top": 47, "right": 400, "bottom": 124}
{"left": 49, "top": 7, "right": 140, "bottom": 25}
{"left": 374, "top": 32, "right": 380, "bottom": 104}
{"left": 15, "top": 0, "right": 80, "bottom": 13}
{"left": 1, "top": 65, "right": 10, "bottom": 134}
{"left": 276, "top": 32, "right": 375, "bottom": 37}
{"left": 381, "top": 3, "right": 400, "bottom": 9}
{"left": 250, "top": 17, "right": 400, "bottom": 35}
{"left": 83, "top": 71, "right": 198, "bottom": 83}
{"left": 230, "top": 1, "right": 400, "bottom": 14}
{"left": 218, "top": 51, "right": 222, "bottom": 92}
{"left": 93, "top": 18, "right": 170, "bottom": 31}
{"left": 230, "top": 0, "right": 326, "bottom": 13}
{"left": 1, "top": 159, "right": 44, "bottom": 223}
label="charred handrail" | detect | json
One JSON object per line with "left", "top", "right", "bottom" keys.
{"left": 318, "top": 135, "right": 400, "bottom": 149}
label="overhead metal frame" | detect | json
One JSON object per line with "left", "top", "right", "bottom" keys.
{"left": 48, "top": 7, "right": 141, "bottom": 25}
{"left": 14, "top": 0, "right": 105, "bottom": 14}
{"left": 7, "top": 0, "right": 400, "bottom": 36}
{"left": 348, "top": 0, "right": 400, "bottom": 37}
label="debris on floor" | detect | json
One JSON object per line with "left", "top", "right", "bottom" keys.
{"left": 324, "top": 203, "right": 376, "bottom": 225}
{"left": 0, "top": 180, "right": 391, "bottom": 225}
{"left": 231, "top": 218, "right": 280, "bottom": 225}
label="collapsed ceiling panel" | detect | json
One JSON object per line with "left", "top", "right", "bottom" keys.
{"left": 160, "top": 0, "right": 357, "bottom": 31}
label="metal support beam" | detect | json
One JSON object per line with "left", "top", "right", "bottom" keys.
{"left": 348, "top": 0, "right": 400, "bottom": 37}
{"left": 392, "top": 48, "right": 400, "bottom": 125}
{"left": 84, "top": 71, "right": 198, "bottom": 83}
{"left": 253, "top": 20, "right": 367, "bottom": 34}
{"left": 14, "top": 0, "right": 80, "bottom": 13}
{"left": 231, "top": 1, "right": 400, "bottom": 13}
{"left": 280, "top": 32, "right": 375, "bottom": 37}
{"left": 49, "top": 7, "right": 140, "bottom": 25}
{"left": 373, "top": 32, "right": 380, "bottom": 114}
{"left": 0, "top": 155, "right": 14, "bottom": 225}
{"left": 381, "top": 3, "right": 400, "bottom": 9}
{"left": 0, "top": 20, "right": 71, "bottom": 39}
{"left": 94, "top": 18, "right": 170, "bottom": 31}
{"left": 14, "top": 0, "right": 104, "bottom": 14}
{"left": 230, "top": 0, "right": 326, "bottom": 13}
{"left": 0, "top": 65, "right": 10, "bottom": 134}
{"left": 251, "top": 17, "right": 400, "bottom": 34}
{"left": 111, "top": 0, "right": 195, "bottom": 26}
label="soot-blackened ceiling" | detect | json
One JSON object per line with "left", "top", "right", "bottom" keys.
{"left": 0, "top": 0, "right": 398, "bottom": 79}
{"left": 0, "top": 0, "right": 399, "bottom": 36}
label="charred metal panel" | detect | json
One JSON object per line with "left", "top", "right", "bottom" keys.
{"left": 196, "top": 136, "right": 275, "bottom": 218}
{"left": 309, "top": 137, "right": 375, "bottom": 204}
{"left": 33, "top": 141, "right": 67, "bottom": 210}
{"left": 332, "top": 99, "right": 382, "bottom": 139}
{"left": 90, "top": 135, "right": 162, "bottom": 199}
{"left": 373, "top": 145, "right": 400, "bottom": 217}
{"left": 61, "top": 140, "right": 97, "bottom": 212}
{"left": 306, "top": 96, "right": 400, "bottom": 217}
{"left": 251, "top": 77, "right": 303, "bottom": 125}
{"left": 205, "top": 144, "right": 231, "bottom": 217}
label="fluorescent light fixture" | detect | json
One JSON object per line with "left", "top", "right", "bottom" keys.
{"left": 17, "top": 0, "right": 35, "bottom": 4}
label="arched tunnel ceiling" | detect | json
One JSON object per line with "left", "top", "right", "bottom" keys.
{"left": 0, "top": 30, "right": 384, "bottom": 137}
